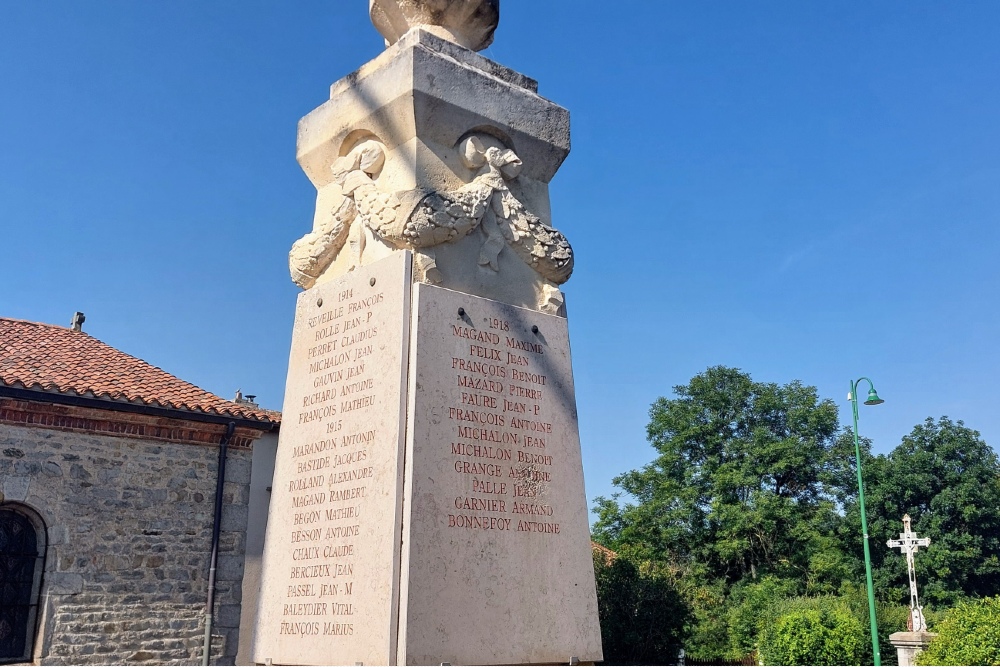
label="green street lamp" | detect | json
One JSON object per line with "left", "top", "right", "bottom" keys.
{"left": 850, "top": 376, "right": 885, "bottom": 665}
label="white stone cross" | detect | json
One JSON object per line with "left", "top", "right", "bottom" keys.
{"left": 887, "top": 514, "right": 931, "bottom": 632}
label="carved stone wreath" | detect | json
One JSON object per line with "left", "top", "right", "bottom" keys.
{"left": 289, "top": 135, "right": 573, "bottom": 291}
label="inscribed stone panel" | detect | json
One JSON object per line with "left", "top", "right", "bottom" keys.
{"left": 254, "top": 252, "right": 411, "bottom": 665}
{"left": 397, "top": 284, "right": 602, "bottom": 665}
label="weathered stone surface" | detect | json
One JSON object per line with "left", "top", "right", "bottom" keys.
{"left": 44, "top": 602, "right": 206, "bottom": 665}
{"left": 47, "top": 524, "right": 68, "bottom": 545}
{"left": 0, "top": 423, "right": 252, "bottom": 665}
{"left": 216, "top": 604, "right": 242, "bottom": 629}
{"left": 890, "top": 631, "right": 937, "bottom": 667}
{"left": 3, "top": 474, "right": 30, "bottom": 501}
{"left": 46, "top": 573, "right": 84, "bottom": 595}
{"left": 395, "top": 284, "right": 602, "bottom": 664}
{"left": 254, "top": 252, "right": 412, "bottom": 666}
{"left": 221, "top": 503, "right": 249, "bottom": 533}
{"left": 370, "top": 0, "right": 499, "bottom": 51}
{"left": 225, "top": 457, "right": 252, "bottom": 485}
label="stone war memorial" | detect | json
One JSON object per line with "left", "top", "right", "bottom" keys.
{"left": 253, "top": 1, "right": 604, "bottom": 665}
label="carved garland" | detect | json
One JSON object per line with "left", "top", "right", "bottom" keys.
{"left": 289, "top": 135, "right": 574, "bottom": 290}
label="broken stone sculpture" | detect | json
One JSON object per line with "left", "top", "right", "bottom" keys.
{"left": 369, "top": 0, "right": 499, "bottom": 51}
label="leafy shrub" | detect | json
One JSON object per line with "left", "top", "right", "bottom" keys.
{"left": 675, "top": 578, "right": 730, "bottom": 662}
{"left": 758, "top": 597, "right": 866, "bottom": 666}
{"left": 593, "top": 546, "right": 688, "bottom": 665}
{"left": 917, "top": 596, "right": 1000, "bottom": 666}
{"left": 840, "top": 582, "right": 916, "bottom": 665}
{"left": 726, "top": 577, "right": 797, "bottom": 658}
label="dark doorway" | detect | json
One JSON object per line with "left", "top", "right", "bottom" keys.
{"left": 0, "top": 508, "right": 39, "bottom": 661}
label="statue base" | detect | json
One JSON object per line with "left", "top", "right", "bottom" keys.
{"left": 253, "top": 253, "right": 602, "bottom": 665}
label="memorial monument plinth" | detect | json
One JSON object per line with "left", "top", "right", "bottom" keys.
{"left": 254, "top": 3, "right": 602, "bottom": 664}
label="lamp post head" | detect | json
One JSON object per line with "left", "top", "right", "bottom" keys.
{"left": 864, "top": 387, "right": 885, "bottom": 406}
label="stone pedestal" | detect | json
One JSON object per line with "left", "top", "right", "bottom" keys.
{"left": 256, "top": 5, "right": 601, "bottom": 663}
{"left": 253, "top": 253, "right": 602, "bottom": 665}
{"left": 890, "top": 631, "right": 937, "bottom": 667}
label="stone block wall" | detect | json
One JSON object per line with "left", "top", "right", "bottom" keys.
{"left": 0, "top": 417, "right": 254, "bottom": 665}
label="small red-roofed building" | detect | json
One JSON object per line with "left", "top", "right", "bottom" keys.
{"left": 0, "top": 316, "right": 279, "bottom": 665}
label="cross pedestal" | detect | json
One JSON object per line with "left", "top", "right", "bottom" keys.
{"left": 889, "top": 632, "right": 936, "bottom": 667}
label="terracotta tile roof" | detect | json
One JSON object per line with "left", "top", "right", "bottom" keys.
{"left": 591, "top": 541, "right": 617, "bottom": 562}
{"left": 0, "top": 317, "right": 278, "bottom": 424}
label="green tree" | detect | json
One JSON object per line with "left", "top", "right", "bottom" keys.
{"left": 593, "top": 366, "right": 848, "bottom": 590}
{"left": 592, "top": 547, "right": 688, "bottom": 665}
{"left": 916, "top": 596, "right": 1000, "bottom": 666}
{"left": 846, "top": 417, "right": 1000, "bottom": 608}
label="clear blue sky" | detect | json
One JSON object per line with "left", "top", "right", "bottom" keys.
{"left": 3, "top": 2, "right": 999, "bottom": 514}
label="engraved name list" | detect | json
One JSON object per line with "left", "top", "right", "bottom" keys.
{"left": 444, "top": 311, "right": 561, "bottom": 537}
{"left": 257, "top": 254, "right": 410, "bottom": 664}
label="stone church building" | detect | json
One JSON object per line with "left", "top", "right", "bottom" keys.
{"left": 0, "top": 316, "right": 279, "bottom": 665}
